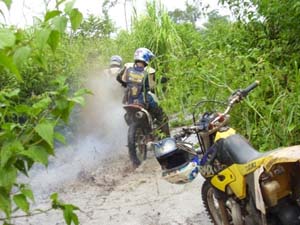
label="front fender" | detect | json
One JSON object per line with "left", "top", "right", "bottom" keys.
{"left": 123, "top": 104, "right": 153, "bottom": 129}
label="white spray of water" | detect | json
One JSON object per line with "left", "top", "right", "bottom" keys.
{"left": 26, "top": 70, "right": 128, "bottom": 199}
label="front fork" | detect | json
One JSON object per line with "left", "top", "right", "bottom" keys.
{"left": 219, "top": 200, "right": 231, "bottom": 225}
{"left": 216, "top": 193, "right": 230, "bottom": 225}
{"left": 214, "top": 188, "right": 231, "bottom": 225}
{"left": 125, "top": 112, "right": 155, "bottom": 150}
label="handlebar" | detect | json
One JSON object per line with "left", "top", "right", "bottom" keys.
{"left": 173, "top": 126, "right": 199, "bottom": 139}
{"left": 228, "top": 80, "right": 260, "bottom": 105}
{"left": 240, "top": 80, "right": 260, "bottom": 98}
{"left": 173, "top": 131, "right": 186, "bottom": 139}
{"left": 173, "top": 81, "right": 260, "bottom": 139}
{"left": 212, "top": 80, "right": 260, "bottom": 123}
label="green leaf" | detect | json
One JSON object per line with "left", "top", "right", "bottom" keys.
{"left": 34, "top": 54, "right": 48, "bottom": 69}
{"left": 64, "top": 0, "right": 75, "bottom": 14}
{"left": 2, "top": 0, "right": 12, "bottom": 9}
{"left": 67, "top": 88, "right": 91, "bottom": 107}
{"left": 64, "top": 102, "right": 75, "bottom": 122}
{"left": 288, "top": 124, "right": 296, "bottom": 132}
{"left": 1, "top": 140, "right": 24, "bottom": 168}
{"left": 13, "top": 46, "right": 31, "bottom": 68}
{"left": 32, "top": 96, "right": 51, "bottom": 113}
{"left": 34, "top": 122, "right": 54, "bottom": 148}
{"left": 21, "top": 188, "right": 34, "bottom": 201}
{"left": 63, "top": 204, "right": 80, "bottom": 225}
{"left": 72, "top": 213, "right": 79, "bottom": 225}
{"left": 54, "top": 132, "right": 66, "bottom": 144}
{"left": 1, "top": 122, "right": 19, "bottom": 132}
{"left": 35, "top": 28, "right": 51, "bottom": 49}
{"left": 56, "top": 0, "right": 67, "bottom": 8}
{"left": 50, "top": 192, "right": 60, "bottom": 209}
{"left": 14, "top": 159, "right": 29, "bottom": 176}
{"left": 0, "top": 28, "right": 15, "bottom": 49}
{"left": 0, "top": 166, "right": 17, "bottom": 190}
{"left": 62, "top": 204, "right": 79, "bottom": 225}
{"left": 51, "top": 75, "right": 67, "bottom": 87}
{"left": 52, "top": 16, "right": 68, "bottom": 33}
{"left": 45, "top": 10, "right": 62, "bottom": 21}
{"left": 4, "top": 88, "right": 20, "bottom": 97}
{"left": 13, "top": 194, "right": 29, "bottom": 213}
{"left": 50, "top": 192, "right": 58, "bottom": 202}
{"left": 74, "top": 88, "right": 93, "bottom": 96}
{"left": 70, "top": 9, "right": 83, "bottom": 31}
{"left": 47, "top": 30, "right": 60, "bottom": 52}
{"left": 0, "top": 189, "right": 11, "bottom": 217}
{"left": 20, "top": 146, "right": 49, "bottom": 166}
{"left": 0, "top": 52, "right": 22, "bottom": 81}
{"left": 63, "top": 205, "right": 72, "bottom": 225}
{"left": 68, "top": 96, "right": 85, "bottom": 106}
{"left": 15, "top": 104, "right": 33, "bottom": 115}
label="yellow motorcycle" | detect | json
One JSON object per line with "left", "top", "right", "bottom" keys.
{"left": 154, "top": 81, "right": 300, "bottom": 225}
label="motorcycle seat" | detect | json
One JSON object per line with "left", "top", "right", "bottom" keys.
{"left": 218, "top": 134, "right": 265, "bottom": 164}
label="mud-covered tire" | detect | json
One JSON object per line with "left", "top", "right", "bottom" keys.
{"left": 202, "top": 180, "right": 227, "bottom": 225}
{"left": 128, "top": 123, "right": 147, "bottom": 167}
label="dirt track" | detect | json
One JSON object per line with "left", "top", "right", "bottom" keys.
{"left": 16, "top": 152, "right": 213, "bottom": 225}
{"left": 12, "top": 70, "right": 213, "bottom": 225}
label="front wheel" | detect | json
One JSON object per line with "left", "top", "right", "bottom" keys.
{"left": 128, "top": 123, "right": 147, "bottom": 167}
{"left": 202, "top": 180, "right": 245, "bottom": 225}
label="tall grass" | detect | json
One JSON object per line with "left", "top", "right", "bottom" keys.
{"left": 98, "top": 0, "right": 300, "bottom": 151}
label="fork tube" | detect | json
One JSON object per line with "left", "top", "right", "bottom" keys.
{"left": 218, "top": 198, "right": 231, "bottom": 225}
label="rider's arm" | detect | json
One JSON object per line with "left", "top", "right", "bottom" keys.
{"left": 143, "top": 73, "right": 150, "bottom": 92}
{"left": 116, "top": 67, "right": 127, "bottom": 87}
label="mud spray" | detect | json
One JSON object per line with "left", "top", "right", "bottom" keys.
{"left": 24, "top": 70, "right": 128, "bottom": 201}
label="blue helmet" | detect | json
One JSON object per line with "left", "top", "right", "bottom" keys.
{"left": 134, "top": 48, "right": 155, "bottom": 65}
{"left": 110, "top": 55, "right": 122, "bottom": 67}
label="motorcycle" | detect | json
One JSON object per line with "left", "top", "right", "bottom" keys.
{"left": 123, "top": 103, "right": 157, "bottom": 167}
{"left": 154, "top": 81, "right": 300, "bottom": 225}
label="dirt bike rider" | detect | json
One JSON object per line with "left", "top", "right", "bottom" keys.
{"left": 116, "top": 47, "right": 170, "bottom": 137}
{"left": 104, "top": 55, "right": 123, "bottom": 78}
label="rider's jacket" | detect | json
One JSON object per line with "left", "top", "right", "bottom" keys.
{"left": 116, "top": 63, "right": 159, "bottom": 108}
{"left": 124, "top": 65, "right": 148, "bottom": 105}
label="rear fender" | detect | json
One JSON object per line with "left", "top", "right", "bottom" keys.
{"left": 262, "top": 145, "right": 300, "bottom": 171}
{"left": 252, "top": 145, "right": 300, "bottom": 214}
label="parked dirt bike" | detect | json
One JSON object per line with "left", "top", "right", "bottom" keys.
{"left": 123, "top": 103, "right": 158, "bottom": 167}
{"left": 154, "top": 81, "right": 300, "bottom": 225}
